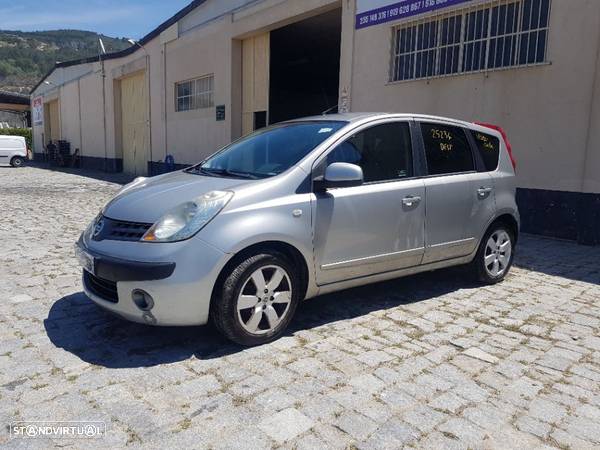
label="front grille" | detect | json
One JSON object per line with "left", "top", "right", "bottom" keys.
{"left": 107, "top": 219, "right": 152, "bottom": 241}
{"left": 84, "top": 271, "right": 119, "bottom": 303}
{"left": 93, "top": 216, "right": 152, "bottom": 242}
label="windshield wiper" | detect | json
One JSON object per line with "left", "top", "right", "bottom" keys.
{"left": 226, "top": 170, "right": 260, "bottom": 180}
{"left": 186, "top": 166, "right": 219, "bottom": 177}
{"left": 189, "top": 166, "right": 259, "bottom": 180}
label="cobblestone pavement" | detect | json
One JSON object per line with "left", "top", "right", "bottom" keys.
{"left": 1, "top": 166, "right": 600, "bottom": 449}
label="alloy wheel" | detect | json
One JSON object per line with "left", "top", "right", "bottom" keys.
{"left": 484, "top": 230, "right": 512, "bottom": 277}
{"left": 236, "top": 265, "right": 292, "bottom": 335}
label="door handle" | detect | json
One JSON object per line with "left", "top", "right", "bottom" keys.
{"left": 402, "top": 196, "right": 422, "bottom": 207}
{"left": 477, "top": 187, "right": 493, "bottom": 197}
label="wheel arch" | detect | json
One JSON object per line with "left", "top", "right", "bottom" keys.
{"left": 487, "top": 213, "right": 520, "bottom": 246}
{"left": 210, "top": 240, "right": 310, "bottom": 309}
{"left": 10, "top": 155, "right": 25, "bottom": 166}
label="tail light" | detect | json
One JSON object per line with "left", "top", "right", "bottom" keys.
{"left": 475, "top": 122, "right": 516, "bottom": 171}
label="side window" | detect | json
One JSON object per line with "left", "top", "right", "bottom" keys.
{"left": 325, "top": 122, "right": 413, "bottom": 183}
{"left": 472, "top": 130, "right": 500, "bottom": 171}
{"left": 420, "top": 123, "right": 474, "bottom": 175}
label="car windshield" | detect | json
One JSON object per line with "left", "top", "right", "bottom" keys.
{"left": 190, "top": 121, "right": 347, "bottom": 179}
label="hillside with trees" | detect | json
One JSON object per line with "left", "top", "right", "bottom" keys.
{"left": 0, "top": 30, "right": 131, "bottom": 94}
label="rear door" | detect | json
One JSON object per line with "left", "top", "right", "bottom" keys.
{"left": 468, "top": 128, "right": 502, "bottom": 240}
{"left": 312, "top": 120, "right": 425, "bottom": 285}
{"left": 418, "top": 121, "right": 492, "bottom": 264}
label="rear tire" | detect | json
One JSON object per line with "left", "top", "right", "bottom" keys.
{"left": 471, "top": 224, "right": 515, "bottom": 284}
{"left": 10, "top": 156, "right": 24, "bottom": 168}
{"left": 210, "top": 252, "right": 301, "bottom": 346}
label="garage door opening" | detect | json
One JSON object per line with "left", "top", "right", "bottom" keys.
{"left": 269, "top": 8, "right": 342, "bottom": 125}
{"left": 119, "top": 72, "right": 149, "bottom": 176}
{"left": 44, "top": 100, "right": 60, "bottom": 143}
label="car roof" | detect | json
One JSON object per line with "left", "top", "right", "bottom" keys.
{"left": 290, "top": 112, "right": 476, "bottom": 128}
{"left": 0, "top": 135, "right": 26, "bottom": 140}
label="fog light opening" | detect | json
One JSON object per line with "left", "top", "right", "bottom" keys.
{"left": 132, "top": 289, "right": 155, "bottom": 312}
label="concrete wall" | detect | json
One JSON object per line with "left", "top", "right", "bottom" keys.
{"left": 163, "top": 0, "right": 342, "bottom": 164}
{"left": 164, "top": 18, "right": 232, "bottom": 164}
{"left": 341, "top": 0, "right": 600, "bottom": 244}
{"left": 59, "top": 80, "right": 81, "bottom": 152}
{"left": 582, "top": 21, "right": 600, "bottom": 195}
{"left": 345, "top": 0, "right": 600, "bottom": 195}
{"left": 178, "top": 0, "right": 253, "bottom": 34}
{"left": 79, "top": 72, "right": 106, "bottom": 162}
{"left": 32, "top": 62, "right": 95, "bottom": 154}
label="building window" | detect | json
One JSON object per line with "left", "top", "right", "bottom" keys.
{"left": 391, "top": 0, "right": 550, "bottom": 82}
{"left": 175, "top": 75, "right": 214, "bottom": 111}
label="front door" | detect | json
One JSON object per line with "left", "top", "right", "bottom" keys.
{"left": 313, "top": 121, "right": 425, "bottom": 285}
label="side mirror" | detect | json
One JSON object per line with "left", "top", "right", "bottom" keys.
{"left": 314, "top": 163, "right": 364, "bottom": 191}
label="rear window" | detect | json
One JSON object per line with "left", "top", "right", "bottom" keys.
{"left": 420, "top": 123, "right": 474, "bottom": 175}
{"left": 472, "top": 131, "right": 500, "bottom": 171}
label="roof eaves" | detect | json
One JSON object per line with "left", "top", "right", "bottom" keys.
{"left": 0, "top": 90, "right": 30, "bottom": 105}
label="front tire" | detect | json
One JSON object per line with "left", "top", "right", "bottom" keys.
{"left": 471, "top": 224, "right": 515, "bottom": 284}
{"left": 10, "top": 156, "right": 24, "bottom": 168}
{"left": 211, "top": 252, "right": 301, "bottom": 346}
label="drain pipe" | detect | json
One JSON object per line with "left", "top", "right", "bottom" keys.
{"left": 101, "top": 58, "right": 108, "bottom": 172}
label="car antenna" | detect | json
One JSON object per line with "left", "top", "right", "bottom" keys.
{"left": 321, "top": 104, "right": 339, "bottom": 115}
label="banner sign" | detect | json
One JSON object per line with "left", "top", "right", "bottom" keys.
{"left": 356, "top": 0, "right": 473, "bottom": 29}
{"left": 32, "top": 97, "right": 43, "bottom": 126}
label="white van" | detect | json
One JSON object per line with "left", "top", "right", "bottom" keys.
{"left": 0, "top": 135, "right": 28, "bottom": 167}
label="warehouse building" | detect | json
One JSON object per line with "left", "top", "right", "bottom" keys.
{"left": 31, "top": 0, "right": 600, "bottom": 244}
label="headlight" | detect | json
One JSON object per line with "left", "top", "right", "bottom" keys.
{"left": 142, "top": 191, "right": 233, "bottom": 242}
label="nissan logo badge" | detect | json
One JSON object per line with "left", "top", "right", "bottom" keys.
{"left": 92, "top": 217, "right": 105, "bottom": 238}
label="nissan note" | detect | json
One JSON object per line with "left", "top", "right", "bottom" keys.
{"left": 76, "top": 113, "right": 519, "bottom": 346}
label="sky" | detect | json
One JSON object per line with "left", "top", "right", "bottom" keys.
{"left": 0, "top": 0, "right": 193, "bottom": 39}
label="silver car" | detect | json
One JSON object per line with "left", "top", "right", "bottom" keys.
{"left": 76, "top": 113, "right": 519, "bottom": 346}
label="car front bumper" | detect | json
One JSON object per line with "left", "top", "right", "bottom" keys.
{"left": 76, "top": 235, "right": 229, "bottom": 326}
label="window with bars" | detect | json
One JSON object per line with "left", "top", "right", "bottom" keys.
{"left": 391, "top": 0, "right": 550, "bottom": 82}
{"left": 175, "top": 75, "right": 214, "bottom": 112}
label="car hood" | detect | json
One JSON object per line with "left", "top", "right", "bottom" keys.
{"left": 102, "top": 170, "right": 250, "bottom": 223}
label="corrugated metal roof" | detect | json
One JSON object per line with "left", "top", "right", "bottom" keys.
{"left": 0, "top": 90, "right": 30, "bottom": 105}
